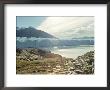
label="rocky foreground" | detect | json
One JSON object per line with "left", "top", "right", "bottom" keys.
{"left": 16, "top": 48, "right": 94, "bottom": 74}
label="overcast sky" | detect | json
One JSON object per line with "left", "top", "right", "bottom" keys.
{"left": 17, "top": 16, "right": 94, "bottom": 39}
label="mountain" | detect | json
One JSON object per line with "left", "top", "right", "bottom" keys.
{"left": 80, "top": 37, "right": 94, "bottom": 39}
{"left": 16, "top": 27, "right": 56, "bottom": 38}
{"left": 72, "top": 37, "right": 94, "bottom": 39}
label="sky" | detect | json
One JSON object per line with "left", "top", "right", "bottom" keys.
{"left": 16, "top": 16, "right": 47, "bottom": 28}
{"left": 17, "top": 16, "right": 94, "bottom": 39}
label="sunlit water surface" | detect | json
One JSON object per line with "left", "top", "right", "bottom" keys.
{"left": 51, "top": 45, "right": 94, "bottom": 59}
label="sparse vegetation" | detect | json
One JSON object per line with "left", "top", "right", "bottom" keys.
{"left": 16, "top": 48, "right": 94, "bottom": 74}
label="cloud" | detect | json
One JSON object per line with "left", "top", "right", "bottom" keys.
{"left": 16, "top": 37, "right": 27, "bottom": 42}
{"left": 37, "top": 17, "right": 94, "bottom": 39}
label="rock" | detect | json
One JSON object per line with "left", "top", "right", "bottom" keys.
{"left": 16, "top": 48, "right": 94, "bottom": 75}
{"left": 74, "top": 70, "right": 83, "bottom": 74}
{"left": 73, "top": 51, "right": 94, "bottom": 74}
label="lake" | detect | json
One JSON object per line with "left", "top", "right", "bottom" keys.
{"left": 51, "top": 45, "right": 94, "bottom": 59}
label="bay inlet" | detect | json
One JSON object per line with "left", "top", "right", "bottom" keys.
{"left": 51, "top": 45, "right": 94, "bottom": 59}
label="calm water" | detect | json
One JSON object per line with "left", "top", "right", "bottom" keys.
{"left": 51, "top": 45, "right": 94, "bottom": 59}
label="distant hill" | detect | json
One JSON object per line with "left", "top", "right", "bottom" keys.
{"left": 81, "top": 37, "right": 94, "bottom": 39}
{"left": 16, "top": 27, "right": 56, "bottom": 38}
{"left": 72, "top": 37, "right": 94, "bottom": 39}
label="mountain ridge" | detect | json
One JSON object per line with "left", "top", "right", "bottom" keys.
{"left": 16, "top": 27, "right": 56, "bottom": 38}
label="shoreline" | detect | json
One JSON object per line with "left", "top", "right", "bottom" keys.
{"left": 51, "top": 45, "right": 94, "bottom": 59}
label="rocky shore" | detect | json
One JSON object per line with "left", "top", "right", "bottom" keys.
{"left": 16, "top": 48, "right": 94, "bottom": 74}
